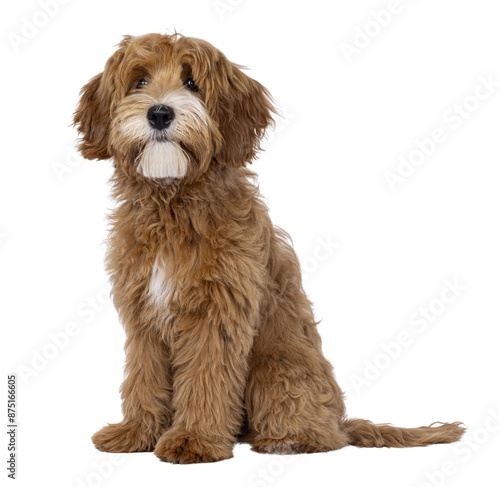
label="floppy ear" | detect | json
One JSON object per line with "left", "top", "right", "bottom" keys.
{"left": 73, "top": 72, "right": 111, "bottom": 160}
{"left": 73, "top": 37, "right": 130, "bottom": 160}
{"left": 214, "top": 63, "right": 276, "bottom": 168}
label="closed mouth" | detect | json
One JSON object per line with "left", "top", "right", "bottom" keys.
{"left": 152, "top": 131, "right": 170, "bottom": 142}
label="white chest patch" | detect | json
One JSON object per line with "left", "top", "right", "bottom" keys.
{"left": 148, "top": 256, "right": 174, "bottom": 309}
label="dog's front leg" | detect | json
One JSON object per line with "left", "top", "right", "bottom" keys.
{"left": 154, "top": 285, "right": 257, "bottom": 464}
{"left": 92, "top": 328, "right": 173, "bottom": 452}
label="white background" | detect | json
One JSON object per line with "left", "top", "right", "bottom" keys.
{"left": 2, "top": 0, "right": 499, "bottom": 486}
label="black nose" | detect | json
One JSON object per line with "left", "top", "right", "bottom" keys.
{"left": 147, "top": 104, "right": 175, "bottom": 130}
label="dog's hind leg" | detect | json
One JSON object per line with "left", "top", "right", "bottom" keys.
{"left": 92, "top": 328, "right": 173, "bottom": 452}
{"left": 246, "top": 280, "right": 349, "bottom": 454}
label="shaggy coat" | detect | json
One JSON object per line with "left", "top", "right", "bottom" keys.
{"left": 74, "top": 33, "right": 464, "bottom": 463}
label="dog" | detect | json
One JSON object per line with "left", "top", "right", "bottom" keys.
{"left": 74, "top": 33, "right": 464, "bottom": 464}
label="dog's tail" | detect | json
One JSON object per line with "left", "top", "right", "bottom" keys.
{"left": 342, "top": 418, "right": 465, "bottom": 448}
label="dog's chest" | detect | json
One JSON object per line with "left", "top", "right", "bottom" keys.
{"left": 148, "top": 255, "right": 174, "bottom": 311}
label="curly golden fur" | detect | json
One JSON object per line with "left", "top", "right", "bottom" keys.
{"left": 74, "top": 33, "right": 464, "bottom": 464}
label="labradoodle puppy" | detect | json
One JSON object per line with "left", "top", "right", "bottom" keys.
{"left": 74, "top": 33, "right": 464, "bottom": 464}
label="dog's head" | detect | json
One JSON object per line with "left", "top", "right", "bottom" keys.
{"left": 74, "top": 34, "right": 275, "bottom": 181}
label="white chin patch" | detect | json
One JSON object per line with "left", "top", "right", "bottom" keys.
{"left": 137, "top": 140, "right": 189, "bottom": 179}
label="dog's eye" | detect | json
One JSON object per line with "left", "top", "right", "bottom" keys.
{"left": 183, "top": 78, "right": 199, "bottom": 92}
{"left": 136, "top": 78, "right": 148, "bottom": 89}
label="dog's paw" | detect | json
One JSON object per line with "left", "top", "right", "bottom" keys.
{"left": 92, "top": 421, "right": 156, "bottom": 453}
{"left": 154, "top": 430, "right": 233, "bottom": 464}
{"left": 251, "top": 436, "right": 329, "bottom": 455}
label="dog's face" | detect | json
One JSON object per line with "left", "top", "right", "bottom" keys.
{"left": 74, "top": 34, "right": 275, "bottom": 182}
